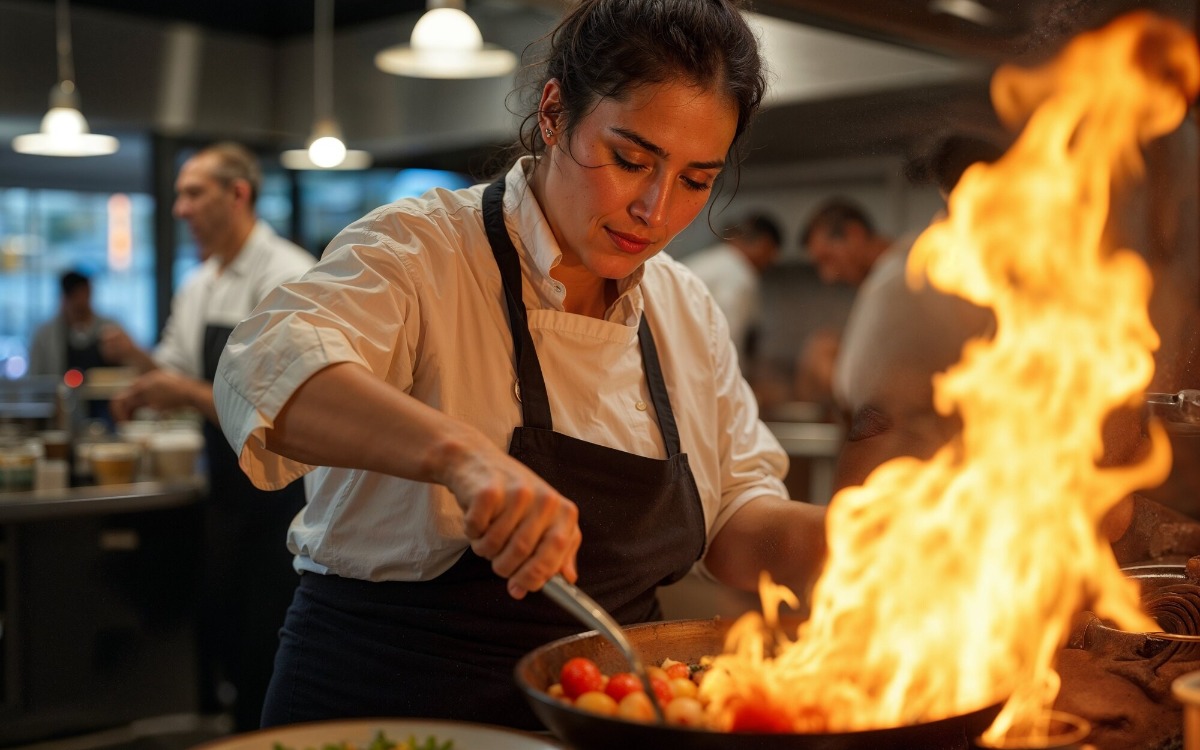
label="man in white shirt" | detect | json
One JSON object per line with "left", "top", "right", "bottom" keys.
{"left": 104, "top": 142, "right": 315, "bottom": 732}
{"left": 794, "top": 200, "right": 901, "bottom": 408}
{"left": 683, "top": 213, "right": 781, "bottom": 365}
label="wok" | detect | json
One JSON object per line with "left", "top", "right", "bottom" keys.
{"left": 514, "top": 617, "right": 1002, "bottom": 750}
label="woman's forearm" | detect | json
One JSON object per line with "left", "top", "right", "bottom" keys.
{"left": 705, "top": 496, "right": 828, "bottom": 602}
{"left": 265, "top": 361, "right": 482, "bottom": 485}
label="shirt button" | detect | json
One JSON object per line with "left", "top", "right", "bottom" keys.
{"left": 553, "top": 283, "right": 564, "bottom": 294}
{"left": 635, "top": 400, "right": 647, "bottom": 411}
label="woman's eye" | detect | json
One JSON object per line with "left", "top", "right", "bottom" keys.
{"left": 611, "top": 151, "right": 645, "bottom": 173}
{"left": 681, "top": 176, "right": 712, "bottom": 192}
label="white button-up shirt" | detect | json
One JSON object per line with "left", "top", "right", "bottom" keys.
{"left": 155, "top": 221, "right": 316, "bottom": 377}
{"left": 214, "top": 159, "right": 788, "bottom": 582}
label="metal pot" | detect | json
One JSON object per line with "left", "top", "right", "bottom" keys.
{"left": 514, "top": 617, "right": 1001, "bottom": 750}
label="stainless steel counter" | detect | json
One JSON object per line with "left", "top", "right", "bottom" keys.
{"left": 0, "top": 477, "right": 206, "bottom": 523}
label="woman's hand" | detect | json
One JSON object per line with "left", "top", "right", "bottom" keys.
{"left": 438, "top": 439, "right": 582, "bottom": 599}
{"left": 268, "top": 362, "right": 583, "bottom": 599}
{"left": 111, "top": 369, "right": 216, "bottom": 423}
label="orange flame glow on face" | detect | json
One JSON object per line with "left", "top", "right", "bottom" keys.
{"left": 702, "top": 12, "right": 1200, "bottom": 740}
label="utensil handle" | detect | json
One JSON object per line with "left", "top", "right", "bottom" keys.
{"left": 542, "top": 574, "right": 666, "bottom": 723}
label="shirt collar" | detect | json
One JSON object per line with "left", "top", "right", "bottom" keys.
{"left": 223, "top": 220, "right": 274, "bottom": 277}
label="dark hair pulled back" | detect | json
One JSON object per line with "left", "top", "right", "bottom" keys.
{"left": 516, "top": 0, "right": 766, "bottom": 172}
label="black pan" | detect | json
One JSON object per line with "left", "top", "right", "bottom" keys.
{"left": 514, "top": 617, "right": 1002, "bottom": 750}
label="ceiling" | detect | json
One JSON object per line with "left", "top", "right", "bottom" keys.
{"left": 30, "top": 0, "right": 1194, "bottom": 56}
{"left": 29, "top": 0, "right": 430, "bottom": 39}
{"left": 8, "top": 0, "right": 1197, "bottom": 179}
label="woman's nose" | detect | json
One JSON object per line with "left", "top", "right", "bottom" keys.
{"left": 629, "top": 176, "right": 671, "bottom": 227}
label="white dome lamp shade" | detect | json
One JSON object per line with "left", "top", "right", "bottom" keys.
{"left": 374, "top": 1, "right": 518, "bottom": 79}
{"left": 281, "top": 117, "right": 373, "bottom": 170}
{"left": 282, "top": 0, "right": 372, "bottom": 171}
{"left": 13, "top": 0, "right": 119, "bottom": 157}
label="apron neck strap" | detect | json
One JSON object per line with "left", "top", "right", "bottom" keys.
{"left": 483, "top": 179, "right": 553, "bottom": 431}
{"left": 636, "top": 315, "right": 681, "bottom": 457}
{"left": 482, "top": 178, "right": 684, "bottom": 458}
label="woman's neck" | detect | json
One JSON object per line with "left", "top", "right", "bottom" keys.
{"left": 529, "top": 158, "right": 616, "bottom": 319}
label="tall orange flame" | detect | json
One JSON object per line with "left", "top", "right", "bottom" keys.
{"left": 702, "top": 12, "right": 1200, "bottom": 740}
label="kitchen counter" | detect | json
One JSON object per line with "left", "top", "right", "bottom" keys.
{"left": 0, "top": 477, "right": 206, "bottom": 523}
{"left": 0, "top": 477, "right": 208, "bottom": 746}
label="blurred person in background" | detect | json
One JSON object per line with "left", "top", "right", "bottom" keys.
{"left": 28, "top": 269, "right": 129, "bottom": 378}
{"left": 103, "top": 141, "right": 315, "bottom": 732}
{"left": 793, "top": 199, "right": 896, "bottom": 410}
{"left": 29, "top": 269, "right": 132, "bottom": 426}
{"left": 683, "top": 212, "right": 782, "bottom": 366}
{"left": 828, "top": 135, "right": 1003, "bottom": 490}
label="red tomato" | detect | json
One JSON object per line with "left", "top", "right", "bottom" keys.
{"left": 604, "top": 672, "right": 644, "bottom": 702}
{"left": 650, "top": 676, "right": 673, "bottom": 705}
{"left": 665, "top": 662, "right": 691, "bottom": 681}
{"left": 559, "top": 657, "right": 604, "bottom": 699}
{"left": 730, "top": 700, "right": 792, "bottom": 733}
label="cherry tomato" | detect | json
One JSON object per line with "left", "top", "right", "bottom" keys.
{"left": 730, "top": 700, "right": 792, "bottom": 733}
{"left": 665, "top": 662, "right": 691, "bottom": 681}
{"left": 604, "top": 672, "right": 644, "bottom": 702}
{"left": 617, "top": 691, "right": 656, "bottom": 723}
{"left": 650, "top": 675, "right": 673, "bottom": 706}
{"left": 665, "top": 696, "right": 706, "bottom": 727}
{"left": 560, "top": 657, "right": 604, "bottom": 699}
{"left": 574, "top": 690, "right": 618, "bottom": 716}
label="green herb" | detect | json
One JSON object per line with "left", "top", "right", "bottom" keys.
{"left": 270, "top": 730, "right": 450, "bottom": 750}
{"left": 407, "top": 735, "right": 454, "bottom": 750}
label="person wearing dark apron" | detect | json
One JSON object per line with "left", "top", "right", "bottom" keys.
{"left": 199, "top": 324, "right": 306, "bottom": 733}
{"left": 106, "top": 143, "right": 317, "bottom": 732}
{"left": 215, "top": 0, "right": 828, "bottom": 733}
{"left": 261, "top": 181, "right": 706, "bottom": 728}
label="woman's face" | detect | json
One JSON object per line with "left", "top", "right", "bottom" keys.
{"left": 535, "top": 79, "right": 738, "bottom": 280}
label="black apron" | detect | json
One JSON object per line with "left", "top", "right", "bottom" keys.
{"left": 69, "top": 322, "right": 113, "bottom": 423}
{"left": 199, "top": 324, "right": 307, "bottom": 732}
{"left": 65, "top": 321, "right": 107, "bottom": 372}
{"left": 261, "top": 180, "right": 706, "bottom": 729}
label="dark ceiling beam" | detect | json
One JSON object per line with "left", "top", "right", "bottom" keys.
{"left": 751, "top": 0, "right": 1020, "bottom": 62}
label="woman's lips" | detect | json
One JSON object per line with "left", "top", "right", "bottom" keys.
{"left": 605, "top": 227, "right": 652, "bottom": 255}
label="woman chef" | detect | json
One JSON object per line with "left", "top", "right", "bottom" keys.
{"left": 214, "top": 0, "right": 827, "bottom": 729}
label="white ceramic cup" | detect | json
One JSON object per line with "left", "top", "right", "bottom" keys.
{"left": 149, "top": 430, "right": 203, "bottom": 480}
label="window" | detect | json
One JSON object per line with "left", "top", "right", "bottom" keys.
{"left": 0, "top": 189, "right": 155, "bottom": 380}
{"left": 297, "top": 168, "right": 473, "bottom": 255}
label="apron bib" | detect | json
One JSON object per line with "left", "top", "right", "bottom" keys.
{"left": 262, "top": 180, "right": 706, "bottom": 729}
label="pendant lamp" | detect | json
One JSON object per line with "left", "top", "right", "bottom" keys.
{"left": 13, "top": 0, "right": 119, "bottom": 157}
{"left": 374, "top": 0, "right": 517, "bottom": 79}
{"left": 282, "top": 0, "right": 372, "bottom": 170}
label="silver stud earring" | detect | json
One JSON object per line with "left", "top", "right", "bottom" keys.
{"left": 544, "top": 127, "right": 553, "bottom": 139}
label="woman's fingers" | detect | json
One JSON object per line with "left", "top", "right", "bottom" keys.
{"left": 450, "top": 447, "right": 582, "bottom": 598}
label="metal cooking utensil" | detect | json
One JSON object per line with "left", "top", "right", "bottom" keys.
{"left": 1145, "top": 631, "right": 1200, "bottom": 643}
{"left": 1146, "top": 389, "right": 1200, "bottom": 435}
{"left": 541, "top": 574, "right": 667, "bottom": 724}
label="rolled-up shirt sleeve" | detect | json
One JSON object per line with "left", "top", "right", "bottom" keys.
{"left": 658, "top": 266, "right": 788, "bottom": 571}
{"left": 214, "top": 220, "right": 420, "bottom": 491}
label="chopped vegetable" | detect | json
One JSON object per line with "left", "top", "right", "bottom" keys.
{"left": 272, "top": 730, "right": 452, "bottom": 750}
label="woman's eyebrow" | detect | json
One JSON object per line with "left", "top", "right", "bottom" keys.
{"left": 609, "top": 127, "right": 726, "bottom": 170}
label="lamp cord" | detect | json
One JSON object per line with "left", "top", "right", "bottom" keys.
{"left": 314, "top": 0, "right": 332, "bottom": 122}
{"left": 55, "top": 0, "right": 75, "bottom": 87}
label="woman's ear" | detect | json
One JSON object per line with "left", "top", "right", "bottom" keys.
{"left": 538, "top": 78, "right": 564, "bottom": 143}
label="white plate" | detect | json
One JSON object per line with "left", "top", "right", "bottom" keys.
{"left": 189, "top": 718, "right": 566, "bottom": 750}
